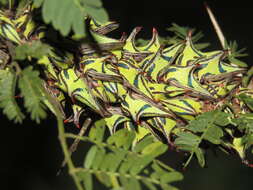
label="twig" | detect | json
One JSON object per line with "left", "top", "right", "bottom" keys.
{"left": 8, "top": 0, "right": 12, "bottom": 10}
{"left": 205, "top": 3, "right": 226, "bottom": 50}
{"left": 43, "top": 89, "right": 84, "bottom": 190}
{"left": 57, "top": 118, "right": 92, "bottom": 176}
{"left": 56, "top": 116, "right": 84, "bottom": 190}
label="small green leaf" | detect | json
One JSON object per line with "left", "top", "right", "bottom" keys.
{"left": 160, "top": 171, "right": 183, "bottom": 184}
{"left": 84, "top": 145, "right": 98, "bottom": 169}
{"left": 141, "top": 141, "right": 167, "bottom": 158}
{"left": 195, "top": 147, "right": 205, "bottom": 167}
{"left": 95, "top": 172, "right": 111, "bottom": 187}
{"left": 18, "top": 66, "right": 47, "bottom": 123}
{"left": 78, "top": 171, "right": 93, "bottom": 190}
{"left": 85, "top": 7, "right": 109, "bottom": 23}
{"left": 38, "top": 0, "right": 108, "bottom": 36}
{"left": 228, "top": 57, "right": 248, "bottom": 67}
{"left": 129, "top": 155, "right": 153, "bottom": 175}
{"left": 174, "top": 132, "right": 200, "bottom": 149}
{"left": 203, "top": 124, "right": 223, "bottom": 144}
{"left": 0, "top": 69, "right": 25, "bottom": 123}
{"left": 15, "top": 41, "right": 51, "bottom": 60}
{"left": 142, "top": 179, "right": 157, "bottom": 190}
{"left": 128, "top": 178, "right": 141, "bottom": 190}
{"left": 107, "top": 129, "right": 135, "bottom": 150}
{"left": 108, "top": 149, "right": 126, "bottom": 172}
{"left": 119, "top": 154, "right": 137, "bottom": 173}
{"left": 88, "top": 119, "right": 106, "bottom": 143}
{"left": 99, "top": 152, "right": 115, "bottom": 171}
{"left": 214, "top": 112, "right": 231, "bottom": 126}
{"left": 91, "top": 147, "right": 106, "bottom": 170}
{"left": 133, "top": 136, "right": 154, "bottom": 153}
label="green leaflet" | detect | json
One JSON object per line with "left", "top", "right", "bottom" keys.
{"left": 15, "top": 41, "right": 51, "bottom": 60}
{"left": 0, "top": 69, "right": 25, "bottom": 123}
{"left": 18, "top": 66, "right": 47, "bottom": 123}
{"left": 226, "top": 40, "right": 248, "bottom": 67}
{"left": 102, "top": 81, "right": 127, "bottom": 101}
{"left": 76, "top": 125, "right": 182, "bottom": 190}
{"left": 174, "top": 110, "right": 230, "bottom": 167}
{"left": 39, "top": 0, "right": 108, "bottom": 36}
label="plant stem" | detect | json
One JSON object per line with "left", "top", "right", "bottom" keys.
{"left": 8, "top": 0, "right": 12, "bottom": 10}
{"left": 42, "top": 87, "right": 84, "bottom": 190}
{"left": 57, "top": 118, "right": 91, "bottom": 176}
{"left": 56, "top": 116, "right": 84, "bottom": 190}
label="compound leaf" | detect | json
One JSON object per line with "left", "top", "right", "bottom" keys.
{"left": 78, "top": 127, "right": 183, "bottom": 190}
{"left": 0, "top": 69, "right": 25, "bottom": 123}
{"left": 18, "top": 66, "right": 47, "bottom": 123}
{"left": 15, "top": 41, "right": 50, "bottom": 60}
{"left": 36, "top": 0, "right": 108, "bottom": 36}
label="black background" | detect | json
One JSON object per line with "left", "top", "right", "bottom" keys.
{"left": 1, "top": 0, "right": 253, "bottom": 190}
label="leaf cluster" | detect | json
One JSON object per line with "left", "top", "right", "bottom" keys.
{"left": 174, "top": 110, "right": 230, "bottom": 167}
{"left": 225, "top": 40, "right": 248, "bottom": 67}
{"left": 0, "top": 65, "right": 48, "bottom": 123}
{"left": 67, "top": 120, "right": 183, "bottom": 190}
{"left": 136, "top": 23, "right": 210, "bottom": 50}
{"left": 33, "top": 0, "right": 108, "bottom": 37}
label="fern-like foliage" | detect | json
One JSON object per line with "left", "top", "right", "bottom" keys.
{"left": 174, "top": 110, "right": 231, "bottom": 167}
{"left": 0, "top": 69, "right": 25, "bottom": 123}
{"left": 33, "top": 0, "right": 108, "bottom": 36}
{"left": 233, "top": 94, "right": 253, "bottom": 152}
{"left": 166, "top": 23, "right": 210, "bottom": 49}
{"left": 225, "top": 40, "right": 248, "bottom": 67}
{"left": 18, "top": 66, "right": 47, "bottom": 123}
{"left": 136, "top": 23, "right": 210, "bottom": 50}
{"left": 66, "top": 120, "right": 183, "bottom": 190}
